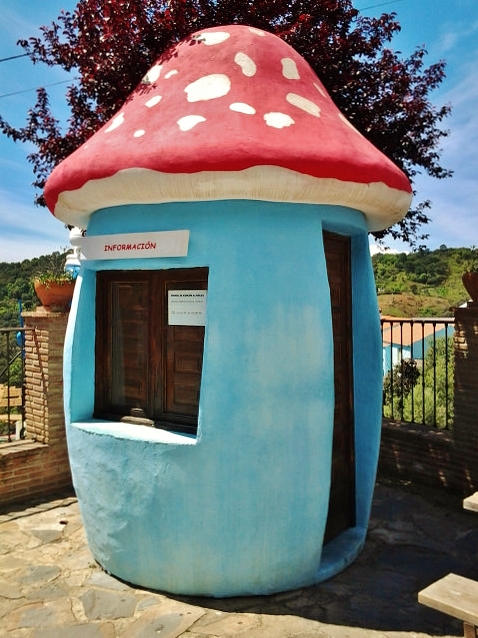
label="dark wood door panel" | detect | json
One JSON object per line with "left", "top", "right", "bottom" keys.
{"left": 108, "top": 278, "right": 150, "bottom": 410}
{"left": 169, "top": 379, "right": 201, "bottom": 415}
{"left": 166, "top": 325, "right": 205, "bottom": 416}
{"left": 323, "top": 231, "right": 355, "bottom": 543}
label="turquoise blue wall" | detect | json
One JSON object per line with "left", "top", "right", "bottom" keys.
{"left": 64, "top": 200, "right": 382, "bottom": 596}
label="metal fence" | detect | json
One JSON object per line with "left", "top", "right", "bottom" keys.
{"left": 0, "top": 327, "right": 27, "bottom": 443}
{"left": 0, "top": 318, "right": 456, "bottom": 441}
{"left": 381, "top": 317, "right": 455, "bottom": 429}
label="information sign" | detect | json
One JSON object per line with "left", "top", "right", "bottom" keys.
{"left": 168, "top": 290, "right": 207, "bottom": 326}
{"left": 73, "top": 230, "right": 189, "bottom": 260}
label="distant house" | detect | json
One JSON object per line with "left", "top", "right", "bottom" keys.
{"left": 381, "top": 316, "right": 454, "bottom": 375}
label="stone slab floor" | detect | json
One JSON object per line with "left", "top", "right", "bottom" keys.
{"left": 1, "top": 480, "right": 478, "bottom": 637}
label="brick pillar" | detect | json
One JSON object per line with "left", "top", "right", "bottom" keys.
{"left": 453, "top": 306, "right": 478, "bottom": 489}
{"left": 0, "top": 309, "right": 72, "bottom": 506}
{"left": 22, "top": 310, "right": 69, "bottom": 444}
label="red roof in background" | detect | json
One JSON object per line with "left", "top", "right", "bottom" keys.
{"left": 381, "top": 317, "right": 452, "bottom": 347}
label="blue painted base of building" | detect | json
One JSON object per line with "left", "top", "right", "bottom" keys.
{"left": 64, "top": 200, "right": 382, "bottom": 596}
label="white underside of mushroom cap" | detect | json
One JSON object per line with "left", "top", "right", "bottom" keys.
{"left": 53, "top": 165, "right": 412, "bottom": 232}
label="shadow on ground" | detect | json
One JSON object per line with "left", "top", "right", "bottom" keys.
{"left": 174, "top": 479, "right": 478, "bottom": 636}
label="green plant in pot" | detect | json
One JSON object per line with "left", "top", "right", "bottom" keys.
{"left": 462, "top": 245, "right": 478, "bottom": 303}
{"left": 33, "top": 251, "right": 76, "bottom": 312}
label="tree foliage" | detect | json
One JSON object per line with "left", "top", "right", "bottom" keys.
{"left": 374, "top": 247, "right": 451, "bottom": 289}
{"left": 0, "top": 251, "right": 71, "bottom": 394}
{"left": 0, "top": 0, "right": 451, "bottom": 245}
{"left": 383, "top": 336, "right": 454, "bottom": 428}
{"left": 383, "top": 357, "right": 420, "bottom": 416}
{"left": 0, "top": 251, "right": 70, "bottom": 326}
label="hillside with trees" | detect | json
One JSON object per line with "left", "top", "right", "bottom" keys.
{"left": 373, "top": 245, "right": 474, "bottom": 316}
{"left": 0, "top": 251, "right": 69, "bottom": 328}
{"left": 0, "top": 245, "right": 473, "bottom": 327}
{"left": 0, "top": 251, "right": 70, "bottom": 390}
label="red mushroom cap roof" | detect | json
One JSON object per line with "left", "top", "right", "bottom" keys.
{"left": 44, "top": 25, "right": 412, "bottom": 230}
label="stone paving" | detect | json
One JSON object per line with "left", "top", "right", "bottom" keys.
{"left": 1, "top": 480, "right": 478, "bottom": 637}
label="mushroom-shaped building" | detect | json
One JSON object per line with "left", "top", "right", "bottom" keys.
{"left": 45, "top": 25, "right": 411, "bottom": 597}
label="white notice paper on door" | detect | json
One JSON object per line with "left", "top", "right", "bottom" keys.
{"left": 168, "top": 290, "right": 207, "bottom": 326}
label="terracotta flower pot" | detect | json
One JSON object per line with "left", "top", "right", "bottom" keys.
{"left": 34, "top": 279, "right": 76, "bottom": 312}
{"left": 462, "top": 271, "right": 478, "bottom": 302}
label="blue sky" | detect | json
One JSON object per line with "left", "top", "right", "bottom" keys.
{"left": 0, "top": 0, "right": 477, "bottom": 261}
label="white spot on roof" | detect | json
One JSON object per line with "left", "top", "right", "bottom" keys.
{"left": 234, "top": 52, "right": 256, "bottom": 77}
{"left": 286, "top": 93, "right": 321, "bottom": 117}
{"left": 264, "top": 112, "right": 295, "bottom": 128}
{"left": 177, "top": 115, "right": 206, "bottom": 131}
{"left": 105, "top": 112, "right": 124, "bottom": 133}
{"left": 165, "top": 70, "right": 178, "bottom": 79}
{"left": 145, "top": 95, "right": 162, "bottom": 108}
{"left": 338, "top": 113, "right": 360, "bottom": 133}
{"left": 134, "top": 130, "right": 145, "bottom": 138}
{"left": 314, "top": 82, "right": 327, "bottom": 97}
{"left": 196, "top": 31, "right": 230, "bottom": 45}
{"left": 185, "top": 74, "right": 231, "bottom": 102}
{"left": 230, "top": 103, "right": 256, "bottom": 115}
{"left": 142, "top": 65, "right": 162, "bottom": 84}
{"left": 249, "top": 27, "right": 266, "bottom": 36}
{"left": 281, "top": 58, "right": 300, "bottom": 80}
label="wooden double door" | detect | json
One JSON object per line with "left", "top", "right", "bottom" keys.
{"left": 323, "top": 231, "right": 356, "bottom": 543}
{"left": 95, "top": 268, "right": 208, "bottom": 433}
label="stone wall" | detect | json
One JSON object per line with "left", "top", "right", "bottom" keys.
{"left": 0, "top": 310, "right": 72, "bottom": 506}
{"left": 379, "top": 305, "right": 478, "bottom": 496}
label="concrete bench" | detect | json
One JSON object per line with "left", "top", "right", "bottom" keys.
{"left": 0, "top": 386, "right": 22, "bottom": 424}
{"left": 0, "top": 386, "right": 22, "bottom": 407}
{"left": 418, "top": 573, "right": 478, "bottom": 637}
{"left": 0, "top": 414, "right": 17, "bottom": 421}
{"left": 463, "top": 492, "right": 478, "bottom": 513}
{"left": 0, "top": 397, "right": 22, "bottom": 408}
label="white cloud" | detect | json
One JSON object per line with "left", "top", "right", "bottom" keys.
{"left": 401, "top": 54, "right": 478, "bottom": 251}
{"left": 0, "top": 188, "right": 69, "bottom": 262}
{"left": 437, "top": 15, "right": 478, "bottom": 57}
{"left": 369, "top": 243, "right": 407, "bottom": 256}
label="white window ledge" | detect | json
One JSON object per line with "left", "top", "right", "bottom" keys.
{"left": 71, "top": 419, "right": 197, "bottom": 445}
